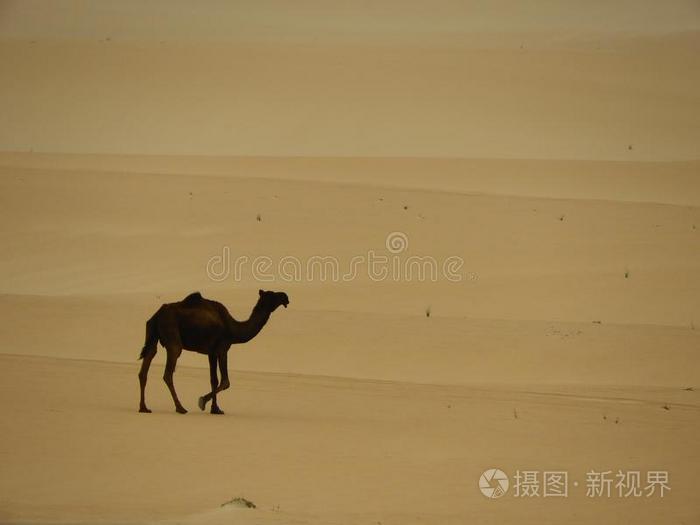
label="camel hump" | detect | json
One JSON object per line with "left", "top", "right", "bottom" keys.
{"left": 182, "top": 291, "right": 204, "bottom": 306}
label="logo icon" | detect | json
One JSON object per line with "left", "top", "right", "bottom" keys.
{"left": 479, "top": 469, "right": 509, "bottom": 499}
{"left": 385, "top": 231, "right": 408, "bottom": 254}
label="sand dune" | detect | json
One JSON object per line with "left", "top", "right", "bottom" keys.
{"left": 1, "top": 292, "right": 699, "bottom": 388}
{"left": 1, "top": 1, "right": 699, "bottom": 523}
{"left": 3, "top": 153, "right": 700, "bottom": 205}
{"left": 1, "top": 155, "right": 698, "bottom": 326}
{"left": 1, "top": 31, "right": 699, "bottom": 160}
{"left": 0, "top": 154, "right": 698, "bottom": 524}
{"left": 1, "top": 354, "right": 698, "bottom": 525}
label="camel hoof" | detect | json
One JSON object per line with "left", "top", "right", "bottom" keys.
{"left": 139, "top": 407, "right": 152, "bottom": 413}
{"left": 176, "top": 406, "right": 188, "bottom": 414}
{"left": 211, "top": 407, "right": 225, "bottom": 415}
{"left": 198, "top": 397, "right": 207, "bottom": 411}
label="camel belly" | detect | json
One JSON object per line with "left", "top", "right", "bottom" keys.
{"left": 175, "top": 309, "right": 227, "bottom": 352}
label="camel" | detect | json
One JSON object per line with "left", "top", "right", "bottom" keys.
{"left": 138, "top": 289, "right": 289, "bottom": 414}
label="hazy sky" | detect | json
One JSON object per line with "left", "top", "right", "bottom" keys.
{"left": 2, "top": 0, "right": 699, "bottom": 44}
{"left": 0, "top": 1, "right": 698, "bottom": 159}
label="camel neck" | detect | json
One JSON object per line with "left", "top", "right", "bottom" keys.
{"left": 233, "top": 302, "right": 271, "bottom": 343}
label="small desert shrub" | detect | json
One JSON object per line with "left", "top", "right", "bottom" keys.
{"left": 221, "top": 497, "right": 256, "bottom": 509}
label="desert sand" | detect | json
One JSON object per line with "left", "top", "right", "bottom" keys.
{"left": 1, "top": 2, "right": 699, "bottom": 524}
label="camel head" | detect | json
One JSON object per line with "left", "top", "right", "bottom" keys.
{"left": 258, "top": 289, "right": 290, "bottom": 312}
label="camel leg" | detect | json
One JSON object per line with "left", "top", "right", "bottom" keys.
{"left": 138, "top": 347, "right": 157, "bottom": 413}
{"left": 199, "top": 352, "right": 230, "bottom": 410}
{"left": 207, "top": 353, "right": 224, "bottom": 415}
{"left": 163, "top": 347, "right": 187, "bottom": 414}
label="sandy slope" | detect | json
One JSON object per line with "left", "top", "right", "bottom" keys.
{"left": 0, "top": 155, "right": 698, "bottom": 389}
{"left": 0, "top": 154, "right": 698, "bottom": 525}
{"left": 3, "top": 153, "right": 700, "bottom": 205}
{"left": 0, "top": 354, "right": 698, "bottom": 525}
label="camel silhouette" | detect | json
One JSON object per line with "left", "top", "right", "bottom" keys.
{"left": 138, "top": 289, "right": 289, "bottom": 414}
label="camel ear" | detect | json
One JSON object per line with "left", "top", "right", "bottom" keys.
{"left": 259, "top": 289, "right": 264, "bottom": 296}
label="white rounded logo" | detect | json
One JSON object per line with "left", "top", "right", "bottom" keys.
{"left": 385, "top": 231, "right": 408, "bottom": 254}
{"left": 479, "top": 469, "right": 509, "bottom": 498}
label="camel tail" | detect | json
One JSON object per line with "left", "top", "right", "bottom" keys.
{"left": 139, "top": 308, "right": 161, "bottom": 359}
